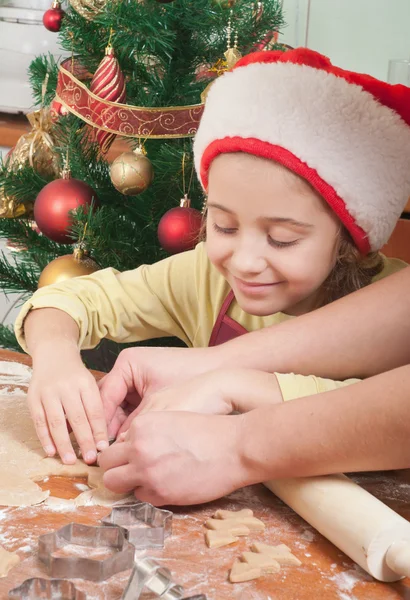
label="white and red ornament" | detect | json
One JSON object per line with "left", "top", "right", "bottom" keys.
{"left": 89, "top": 44, "right": 126, "bottom": 154}
{"left": 158, "top": 195, "right": 203, "bottom": 255}
{"left": 34, "top": 169, "right": 99, "bottom": 244}
{"left": 43, "top": 0, "right": 65, "bottom": 32}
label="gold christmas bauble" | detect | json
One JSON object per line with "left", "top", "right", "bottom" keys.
{"left": 109, "top": 147, "right": 154, "bottom": 195}
{"left": 38, "top": 248, "right": 100, "bottom": 288}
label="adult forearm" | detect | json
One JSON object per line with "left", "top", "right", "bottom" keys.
{"left": 24, "top": 308, "right": 80, "bottom": 362}
{"left": 240, "top": 364, "right": 410, "bottom": 483}
{"left": 213, "top": 267, "right": 410, "bottom": 379}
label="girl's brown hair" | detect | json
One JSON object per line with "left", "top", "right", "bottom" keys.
{"left": 321, "top": 231, "right": 384, "bottom": 306}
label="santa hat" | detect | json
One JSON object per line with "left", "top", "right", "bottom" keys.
{"left": 194, "top": 48, "right": 410, "bottom": 253}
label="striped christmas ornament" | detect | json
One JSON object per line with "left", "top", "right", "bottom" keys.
{"left": 90, "top": 45, "right": 126, "bottom": 154}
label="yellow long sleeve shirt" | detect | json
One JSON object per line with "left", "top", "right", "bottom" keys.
{"left": 14, "top": 242, "right": 407, "bottom": 400}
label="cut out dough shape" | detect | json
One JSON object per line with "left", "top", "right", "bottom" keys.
{"left": 205, "top": 530, "right": 239, "bottom": 549}
{"left": 241, "top": 551, "right": 281, "bottom": 573}
{"left": 251, "top": 542, "right": 302, "bottom": 566}
{"left": 205, "top": 517, "right": 265, "bottom": 531}
{"left": 230, "top": 560, "right": 262, "bottom": 583}
{"left": 0, "top": 362, "right": 132, "bottom": 507}
{"left": 0, "top": 546, "right": 20, "bottom": 577}
{"left": 214, "top": 508, "right": 254, "bottom": 519}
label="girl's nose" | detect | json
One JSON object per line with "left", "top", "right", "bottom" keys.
{"left": 229, "top": 238, "right": 267, "bottom": 276}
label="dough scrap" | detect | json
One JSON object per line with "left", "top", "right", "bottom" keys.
{"left": 230, "top": 560, "right": 262, "bottom": 583}
{"left": 0, "top": 472, "right": 49, "bottom": 507}
{"left": 241, "top": 551, "right": 281, "bottom": 573}
{"left": 205, "top": 517, "right": 265, "bottom": 531}
{"left": 0, "top": 363, "right": 132, "bottom": 507}
{"left": 0, "top": 546, "right": 20, "bottom": 577}
{"left": 205, "top": 530, "right": 239, "bottom": 549}
{"left": 251, "top": 542, "right": 302, "bottom": 566}
{"left": 214, "top": 508, "right": 254, "bottom": 520}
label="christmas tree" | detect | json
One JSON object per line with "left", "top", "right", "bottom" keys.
{"left": 0, "top": 0, "right": 285, "bottom": 369}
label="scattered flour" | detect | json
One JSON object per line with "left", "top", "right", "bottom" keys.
{"left": 330, "top": 568, "right": 371, "bottom": 600}
{"left": 74, "top": 483, "right": 90, "bottom": 492}
{"left": 300, "top": 529, "right": 315, "bottom": 543}
{"left": 0, "top": 361, "right": 31, "bottom": 386}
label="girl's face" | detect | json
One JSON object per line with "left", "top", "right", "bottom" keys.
{"left": 206, "top": 153, "right": 341, "bottom": 317}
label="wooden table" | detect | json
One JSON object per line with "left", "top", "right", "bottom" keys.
{"left": 1, "top": 349, "right": 410, "bottom": 600}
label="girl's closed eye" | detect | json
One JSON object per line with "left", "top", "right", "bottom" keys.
{"left": 212, "top": 222, "right": 237, "bottom": 234}
{"left": 268, "top": 236, "right": 300, "bottom": 249}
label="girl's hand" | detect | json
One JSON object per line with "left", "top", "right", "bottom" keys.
{"left": 99, "top": 411, "right": 250, "bottom": 506}
{"left": 28, "top": 342, "right": 109, "bottom": 464}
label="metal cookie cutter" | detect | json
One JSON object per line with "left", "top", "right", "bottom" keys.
{"left": 122, "top": 557, "right": 183, "bottom": 599}
{"left": 101, "top": 502, "right": 172, "bottom": 549}
{"left": 122, "top": 557, "right": 207, "bottom": 600}
{"left": 38, "top": 522, "right": 134, "bottom": 582}
{"left": 8, "top": 577, "right": 86, "bottom": 600}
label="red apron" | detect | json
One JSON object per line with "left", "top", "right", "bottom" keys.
{"left": 208, "top": 290, "right": 248, "bottom": 346}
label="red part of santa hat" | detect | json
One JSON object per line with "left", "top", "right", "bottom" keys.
{"left": 194, "top": 48, "right": 410, "bottom": 253}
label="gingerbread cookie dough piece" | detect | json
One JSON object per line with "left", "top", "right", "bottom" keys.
{"left": 230, "top": 560, "right": 262, "bottom": 583}
{"left": 0, "top": 547, "right": 20, "bottom": 577}
{"left": 251, "top": 542, "right": 302, "bottom": 566}
{"left": 214, "top": 508, "right": 254, "bottom": 520}
{"left": 241, "top": 551, "right": 281, "bottom": 574}
{"left": 205, "top": 530, "right": 239, "bottom": 549}
{"left": 205, "top": 517, "right": 265, "bottom": 532}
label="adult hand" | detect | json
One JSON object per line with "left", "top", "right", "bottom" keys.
{"left": 98, "top": 411, "right": 250, "bottom": 506}
{"left": 116, "top": 368, "right": 284, "bottom": 436}
{"left": 99, "top": 346, "right": 219, "bottom": 438}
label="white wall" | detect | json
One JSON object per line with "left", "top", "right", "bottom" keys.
{"left": 280, "top": 0, "right": 410, "bottom": 81}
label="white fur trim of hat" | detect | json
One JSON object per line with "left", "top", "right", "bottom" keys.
{"left": 194, "top": 48, "right": 410, "bottom": 253}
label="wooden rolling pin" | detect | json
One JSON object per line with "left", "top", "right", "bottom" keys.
{"left": 265, "top": 474, "right": 410, "bottom": 582}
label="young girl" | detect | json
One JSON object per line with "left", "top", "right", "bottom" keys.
{"left": 15, "top": 48, "right": 410, "bottom": 467}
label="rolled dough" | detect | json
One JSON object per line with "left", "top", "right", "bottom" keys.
{"left": 0, "top": 546, "right": 20, "bottom": 577}
{"left": 0, "top": 361, "right": 132, "bottom": 507}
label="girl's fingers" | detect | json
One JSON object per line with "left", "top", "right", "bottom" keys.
{"left": 27, "top": 392, "right": 56, "bottom": 457}
{"left": 80, "top": 381, "right": 109, "bottom": 452}
{"left": 41, "top": 393, "right": 77, "bottom": 464}
{"left": 62, "top": 395, "right": 97, "bottom": 464}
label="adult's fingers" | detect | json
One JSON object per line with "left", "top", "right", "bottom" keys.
{"left": 133, "top": 487, "right": 166, "bottom": 506}
{"left": 117, "top": 407, "right": 139, "bottom": 436}
{"left": 107, "top": 407, "right": 128, "bottom": 439}
{"left": 98, "top": 439, "right": 130, "bottom": 471}
{"left": 103, "top": 463, "right": 142, "bottom": 494}
{"left": 41, "top": 392, "right": 77, "bottom": 464}
{"left": 100, "top": 357, "right": 140, "bottom": 425}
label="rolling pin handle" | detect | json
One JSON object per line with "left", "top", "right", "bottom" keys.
{"left": 385, "top": 541, "right": 410, "bottom": 578}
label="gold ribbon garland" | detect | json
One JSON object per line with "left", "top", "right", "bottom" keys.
{"left": 55, "top": 58, "right": 205, "bottom": 139}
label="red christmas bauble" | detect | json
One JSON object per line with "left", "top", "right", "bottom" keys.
{"left": 158, "top": 199, "right": 203, "bottom": 254}
{"left": 43, "top": 3, "right": 65, "bottom": 32}
{"left": 34, "top": 176, "right": 98, "bottom": 244}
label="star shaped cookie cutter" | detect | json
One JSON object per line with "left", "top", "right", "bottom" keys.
{"left": 121, "top": 557, "right": 207, "bottom": 600}
{"left": 101, "top": 502, "right": 172, "bottom": 549}
{"left": 38, "top": 522, "right": 134, "bottom": 582}
{"left": 8, "top": 577, "right": 86, "bottom": 600}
